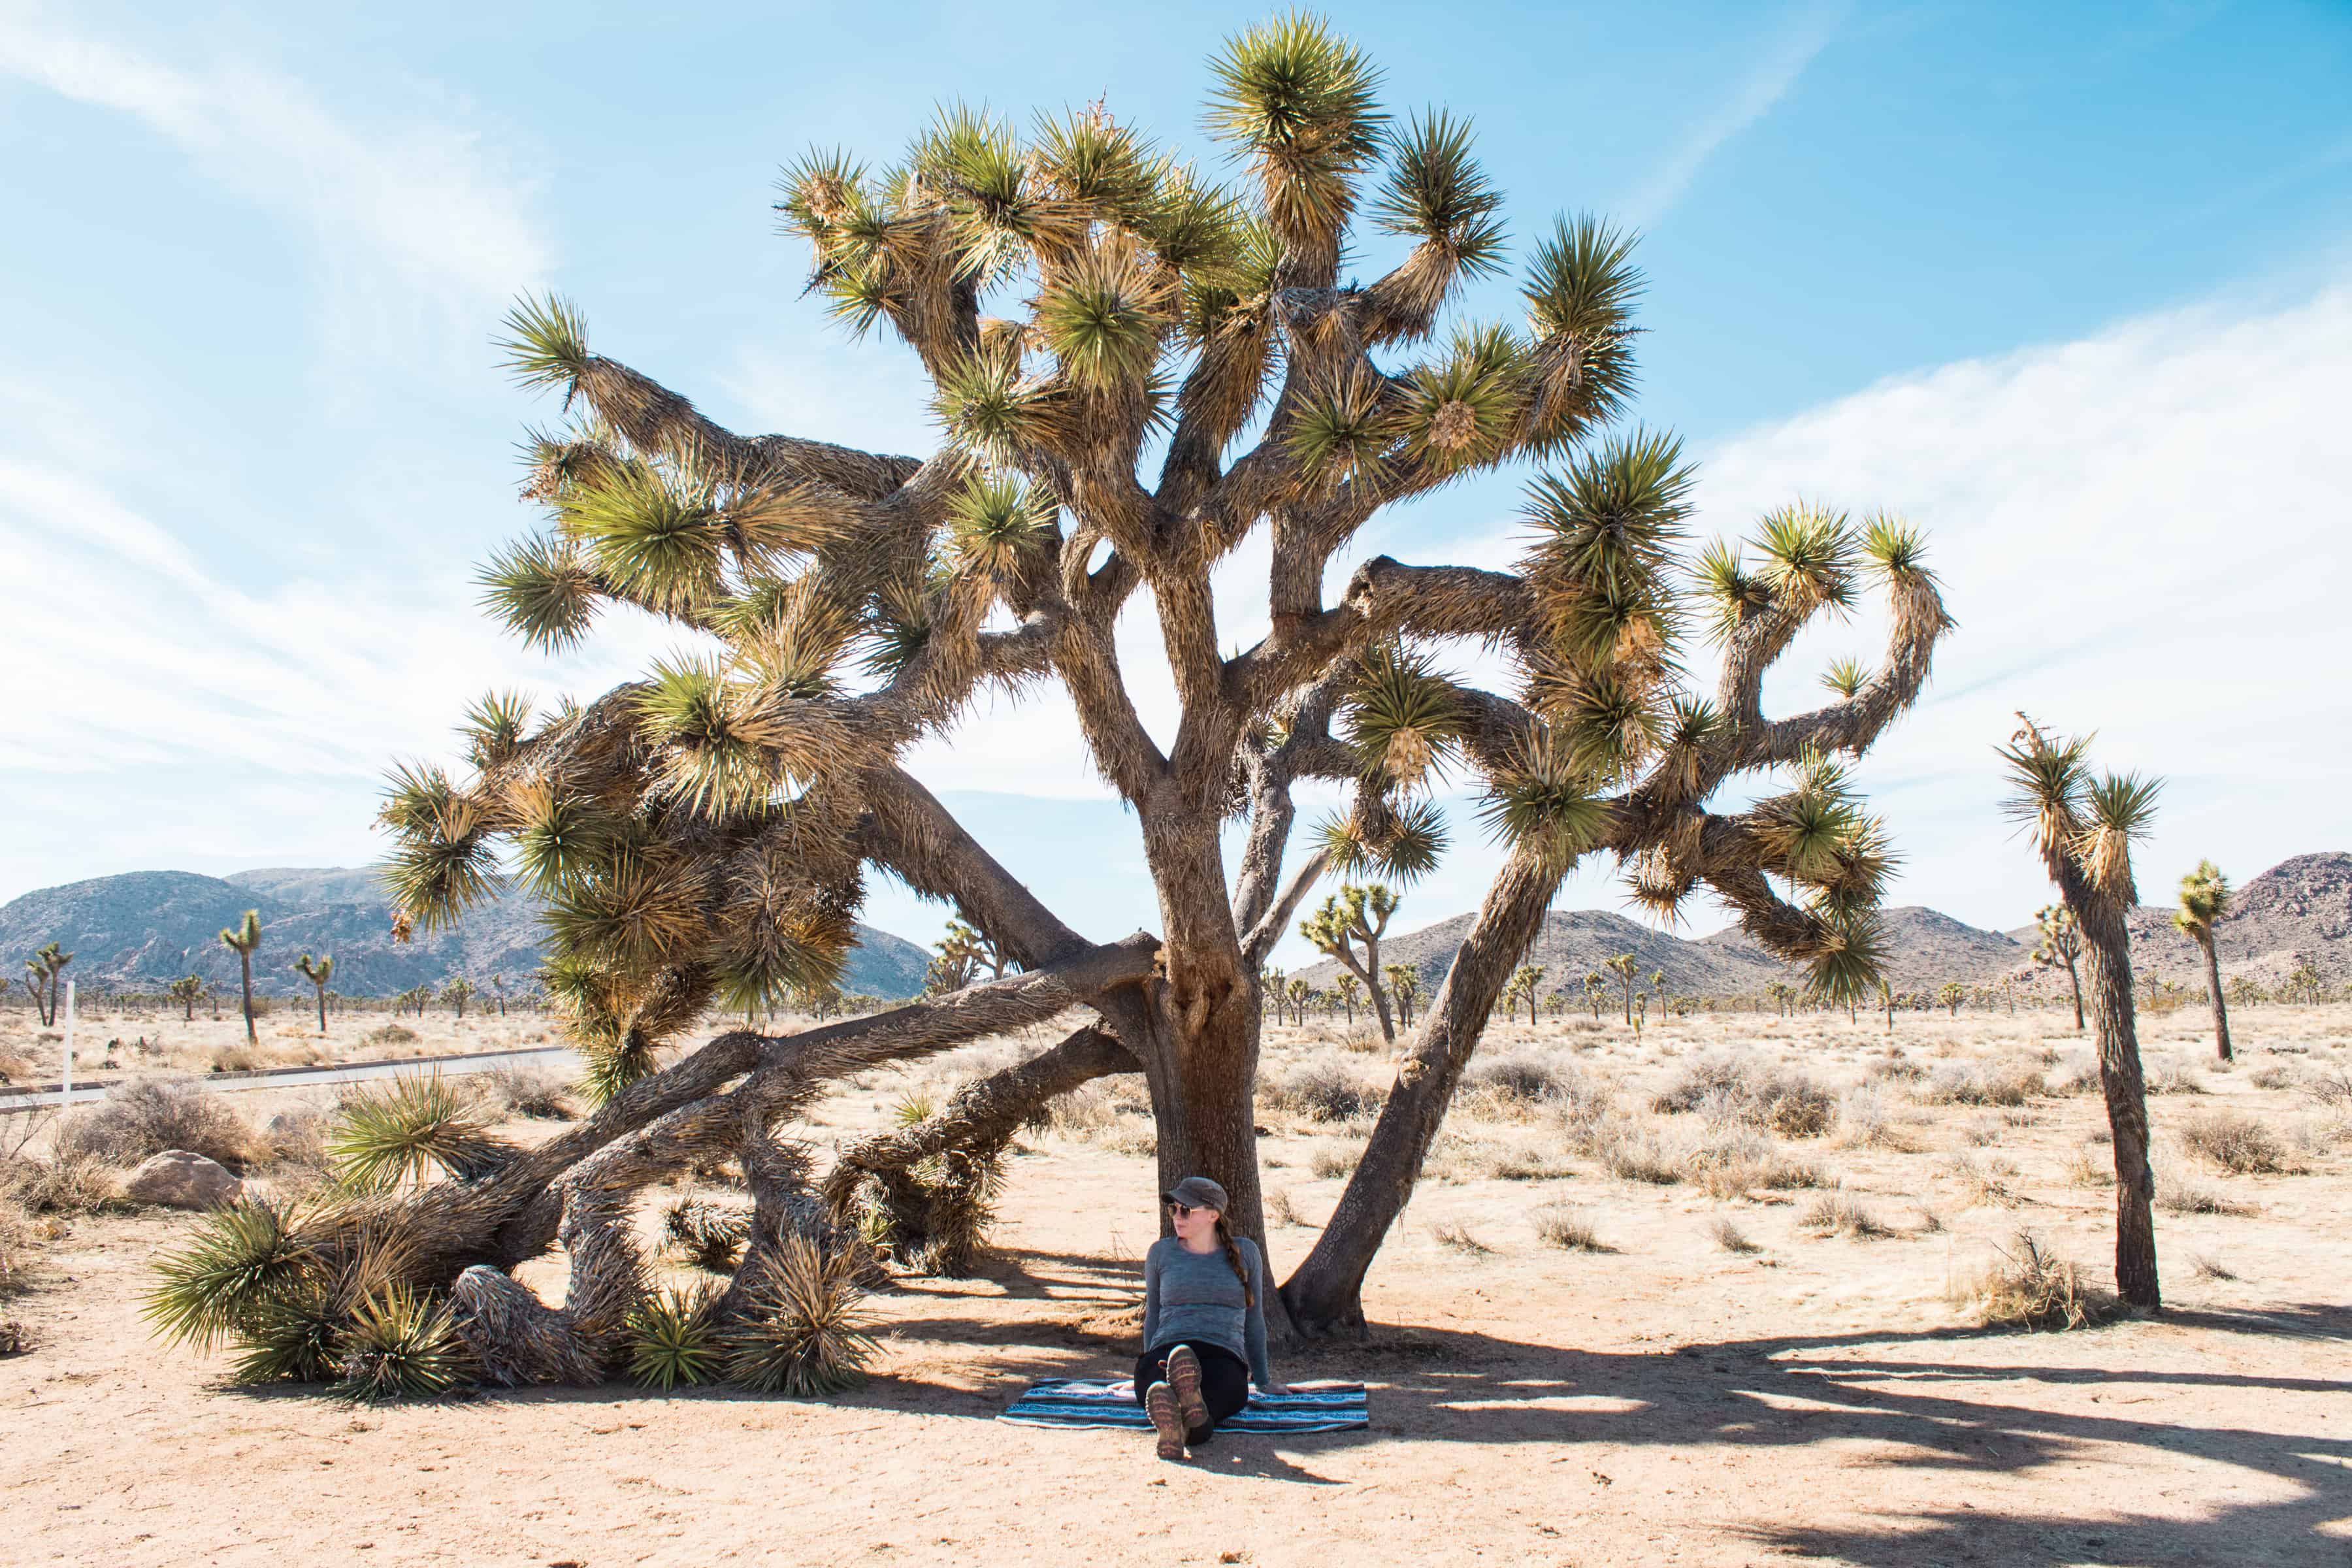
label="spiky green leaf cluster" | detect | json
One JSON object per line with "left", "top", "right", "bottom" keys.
{"left": 723, "top": 1234, "right": 881, "bottom": 1396}
{"left": 1371, "top": 110, "right": 1507, "bottom": 278}
{"left": 627, "top": 1283, "right": 727, "bottom": 1391}
{"left": 329, "top": 1286, "right": 474, "bottom": 1404}
{"left": 1342, "top": 645, "right": 1464, "bottom": 788}
{"left": 327, "top": 1074, "right": 512, "bottom": 1193}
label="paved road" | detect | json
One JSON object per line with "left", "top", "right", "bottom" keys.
{"left": 0, "top": 1044, "right": 579, "bottom": 1115}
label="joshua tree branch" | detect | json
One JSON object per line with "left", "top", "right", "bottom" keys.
{"left": 857, "top": 766, "right": 1093, "bottom": 968}
{"left": 1748, "top": 575, "right": 1953, "bottom": 764}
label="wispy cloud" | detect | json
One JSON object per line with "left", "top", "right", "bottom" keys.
{"left": 1620, "top": 0, "right": 1846, "bottom": 230}
{"left": 0, "top": 10, "right": 551, "bottom": 364}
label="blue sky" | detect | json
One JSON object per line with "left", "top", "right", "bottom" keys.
{"left": 3, "top": 0, "right": 2347, "bottom": 971}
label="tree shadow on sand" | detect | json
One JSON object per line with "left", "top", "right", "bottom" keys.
{"left": 870, "top": 1259, "right": 2351, "bottom": 1565}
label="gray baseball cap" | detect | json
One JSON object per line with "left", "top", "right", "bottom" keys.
{"left": 1162, "top": 1175, "right": 1229, "bottom": 1211}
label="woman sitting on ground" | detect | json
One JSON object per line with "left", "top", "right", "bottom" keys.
{"left": 1136, "top": 1176, "right": 1286, "bottom": 1460}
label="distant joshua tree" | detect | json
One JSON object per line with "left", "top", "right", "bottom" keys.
{"left": 1298, "top": 882, "right": 1401, "bottom": 1042}
{"left": 1999, "top": 713, "right": 2164, "bottom": 1309}
{"left": 491, "top": 973, "right": 510, "bottom": 1016}
{"left": 20, "top": 941, "right": 72, "bottom": 1027}
{"left": 444, "top": 977, "right": 479, "bottom": 1019}
{"left": 1605, "top": 953, "right": 1638, "bottom": 1025}
{"left": 1878, "top": 979, "right": 1895, "bottom": 1032}
{"left": 219, "top": 911, "right": 261, "bottom": 1044}
{"left": 1510, "top": 964, "right": 1546, "bottom": 1025}
{"left": 2031, "top": 903, "right": 2085, "bottom": 1032}
{"left": 1936, "top": 980, "right": 1965, "bottom": 1017}
{"left": 166, "top": 974, "right": 204, "bottom": 1023}
{"left": 1333, "top": 972, "right": 1361, "bottom": 1024}
{"left": 1383, "top": 964, "right": 1420, "bottom": 1029}
{"left": 2172, "top": 860, "right": 2232, "bottom": 1062}
{"left": 1286, "top": 976, "right": 1311, "bottom": 1028}
{"left": 1583, "top": 970, "right": 1604, "bottom": 1019}
{"left": 293, "top": 953, "right": 336, "bottom": 1035}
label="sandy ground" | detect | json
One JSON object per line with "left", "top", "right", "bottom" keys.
{"left": 0, "top": 1004, "right": 563, "bottom": 1087}
{"left": 4, "top": 1003, "right": 2349, "bottom": 1567}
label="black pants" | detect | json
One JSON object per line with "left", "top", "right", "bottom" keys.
{"left": 1134, "top": 1341, "right": 1251, "bottom": 1444}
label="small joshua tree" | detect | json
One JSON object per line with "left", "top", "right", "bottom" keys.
{"left": 2032, "top": 903, "right": 2085, "bottom": 1032}
{"left": 219, "top": 912, "right": 261, "bottom": 1045}
{"left": 20, "top": 941, "right": 71, "bottom": 1028}
{"left": 1583, "top": 970, "right": 1604, "bottom": 1019}
{"left": 1938, "top": 980, "right": 1965, "bottom": 1017}
{"left": 1605, "top": 953, "right": 1638, "bottom": 1025}
{"left": 444, "top": 978, "right": 478, "bottom": 1019}
{"left": 1999, "top": 714, "right": 2163, "bottom": 1309}
{"left": 1512, "top": 964, "right": 1546, "bottom": 1026}
{"left": 167, "top": 974, "right": 204, "bottom": 1023}
{"left": 293, "top": 953, "right": 336, "bottom": 1036}
{"left": 1299, "top": 883, "right": 1401, "bottom": 1041}
{"left": 1333, "top": 972, "right": 1360, "bottom": 1024}
{"left": 1383, "top": 963, "right": 1419, "bottom": 1028}
{"left": 2173, "top": 860, "right": 2232, "bottom": 1062}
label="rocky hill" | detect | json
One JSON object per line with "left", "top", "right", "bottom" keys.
{"left": 1291, "top": 853, "right": 2348, "bottom": 1001}
{"left": 0, "top": 867, "right": 932, "bottom": 1000}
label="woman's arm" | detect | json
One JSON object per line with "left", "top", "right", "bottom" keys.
{"left": 1244, "top": 1241, "right": 1281, "bottom": 1392}
{"left": 1141, "top": 1241, "right": 1161, "bottom": 1350}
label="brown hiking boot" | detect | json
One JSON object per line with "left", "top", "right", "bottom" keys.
{"left": 1145, "top": 1380, "right": 1186, "bottom": 1460}
{"left": 1165, "top": 1345, "right": 1209, "bottom": 1434}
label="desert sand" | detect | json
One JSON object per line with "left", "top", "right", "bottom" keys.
{"left": 4, "top": 1002, "right": 2348, "bottom": 1567}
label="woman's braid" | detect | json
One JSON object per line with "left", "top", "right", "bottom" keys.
{"left": 1213, "top": 1215, "right": 1254, "bottom": 1309}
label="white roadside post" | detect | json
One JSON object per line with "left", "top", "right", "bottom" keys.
{"left": 60, "top": 979, "right": 76, "bottom": 1110}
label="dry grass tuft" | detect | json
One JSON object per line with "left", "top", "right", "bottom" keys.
{"left": 1265, "top": 1188, "right": 1302, "bottom": 1228}
{"left": 1948, "top": 1152, "right": 2023, "bottom": 1209}
{"left": 1835, "top": 1086, "right": 1922, "bottom": 1152}
{"left": 1798, "top": 1190, "right": 1890, "bottom": 1239}
{"left": 1709, "top": 1217, "right": 1759, "bottom": 1255}
{"left": 2157, "top": 1180, "right": 2255, "bottom": 1217}
{"left": 2144, "top": 1058, "right": 2206, "bottom": 1096}
{"left": 1959, "top": 1230, "right": 2120, "bottom": 1331}
{"left": 1309, "top": 1141, "right": 1363, "bottom": 1181}
{"left": 2295, "top": 1063, "right": 2352, "bottom": 1108}
{"left": 2177, "top": 1109, "right": 2287, "bottom": 1175}
{"left": 479, "top": 1066, "right": 576, "bottom": 1120}
{"left": 2063, "top": 1145, "right": 2113, "bottom": 1188}
{"left": 1530, "top": 1203, "right": 1607, "bottom": 1252}
{"left": 2187, "top": 1253, "right": 2237, "bottom": 1282}
{"left": 1594, "top": 1123, "right": 1684, "bottom": 1186}
{"left": 1428, "top": 1218, "right": 1492, "bottom": 1256}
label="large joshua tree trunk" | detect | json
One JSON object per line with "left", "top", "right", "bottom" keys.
{"left": 2073, "top": 890, "right": 2159, "bottom": 1309}
{"left": 2195, "top": 934, "right": 2232, "bottom": 1062}
{"left": 1282, "top": 849, "right": 1561, "bottom": 1337}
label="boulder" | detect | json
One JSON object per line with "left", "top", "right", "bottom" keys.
{"left": 125, "top": 1150, "right": 243, "bottom": 1210}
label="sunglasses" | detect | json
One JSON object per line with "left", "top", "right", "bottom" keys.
{"left": 1168, "top": 1201, "right": 1202, "bottom": 1217}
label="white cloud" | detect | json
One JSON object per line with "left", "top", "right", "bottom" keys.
{"left": 1620, "top": 1, "right": 1846, "bottom": 230}
{"left": 0, "top": 10, "right": 550, "bottom": 365}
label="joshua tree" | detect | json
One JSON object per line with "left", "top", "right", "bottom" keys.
{"left": 1286, "top": 976, "right": 1312, "bottom": 1028}
{"left": 20, "top": 941, "right": 72, "bottom": 1027}
{"left": 1879, "top": 979, "right": 1895, "bottom": 1032}
{"left": 1998, "top": 714, "right": 2163, "bottom": 1309}
{"left": 327, "top": 14, "right": 1955, "bottom": 1369}
{"left": 1603, "top": 953, "right": 1639, "bottom": 1025}
{"left": 167, "top": 974, "right": 204, "bottom": 1023}
{"left": 1937, "top": 980, "right": 1964, "bottom": 1017}
{"left": 2029, "top": 902, "right": 2085, "bottom": 1031}
{"left": 1298, "top": 883, "right": 1401, "bottom": 1041}
{"left": 492, "top": 973, "right": 510, "bottom": 1017}
{"left": 219, "top": 911, "right": 261, "bottom": 1045}
{"left": 293, "top": 953, "right": 336, "bottom": 1035}
{"left": 1333, "top": 972, "right": 1360, "bottom": 1024}
{"left": 444, "top": 977, "right": 480, "bottom": 1019}
{"left": 1258, "top": 966, "right": 1286, "bottom": 1020}
{"left": 1383, "top": 963, "right": 1420, "bottom": 1028}
{"left": 2173, "top": 860, "right": 2232, "bottom": 1062}
{"left": 1584, "top": 970, "right": 1604, "bottom": 1019}
{"left": 1511, "top": 964, "right": 1546, "bottom": 1026}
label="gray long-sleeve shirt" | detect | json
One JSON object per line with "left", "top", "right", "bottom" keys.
{"left": 1141, "top": 1235, "right": 1273, "bottom": 1388}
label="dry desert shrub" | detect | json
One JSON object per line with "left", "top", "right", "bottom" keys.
{"left": 1037, "top": 1081, "right": 1117, "bottom": 1139}
{"left": 1652, "top": 1056, "right": 1837, "bottom": 1137}
{"left": 1464, "top": 1051, "right": 1580, "bottom": 1110}
{"left": 0, "top": 1194, "right": 44, "bottom": 1293}
{"left": 1593, "top": 1122, "right": 1683, "bottom": 1186}
{"left": 2157, "top": 1180, "right": 2255, "bottom": 1217}
{"left": 1682, "top": 1126, "right": 1825, "bottom": 1200}
{"left": 2187, "top": 1253, "right": 2237, "bottom": 1282}
{"left": 57, "top": 1078, "right": 261, "bottom": 1172}
{"left": 1959, "top": 1231, "right": 2119, "bottom": 1331}
{"left": 2176, "top": 1109, "right": 2287, "bottom": 1175}
{"left": 1835, "top": 1086, "right": 1923, "bottom": 1152}
{"left": 1265, "top": 1188, "right": 1302, "bottom": 1227}
{"left": 1948, "top": 1152, "right": 2022, "bottom": 1208}
{"left": 2295, "top": 1063, "right": 2352, "bottom": 1108}
{"left": 2144, "top": 1058, "right": 2206, "bottom": 1096}
{"left": 363, "top": 1023, "right": 419, "bottom": 1050}
{"left": 1263, "top": 1056, "right": 1386, "bottom": 1123}
{"left": 1865, "top": 1053, "right": 1926, "bottom": 1085}
{"left": 2246, "top": 1064, "right": 2295, "bottom": 1090}
{"left": 1919, "top": 1059, "right": 2043, "bottom": 1107}
{"left": 1531, "top": 1203, "right": 1607, "bottom": 1252}
{"left": 480, "top": 1066, "right": 576, "bottom": 1120}
{"left": 1799, "top": 1190, "right": 1890, "bottom": 1239}
{"left": 2, "top": 1148, "right": 127, "bottom": 1215}
{"left": 1309, "top": 1140, "right": 1364, "bottom": 1180}
{"left": 2063, "top": 1145, "right": 2114, "bottom": 1188}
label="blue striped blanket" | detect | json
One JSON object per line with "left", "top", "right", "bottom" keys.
{"left": 999, "top": 1378, "right": 1368, "bottom": 1433}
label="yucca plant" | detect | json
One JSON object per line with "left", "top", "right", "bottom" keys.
{"left": 627, "top": 1283, "right": 726, "bottom": 1391}
{"left": 329, "top": 1286, "right": 476, "bottom": 1404}
{"left": 325, "top": 1074, "right": 512, "bottom": 1193}
{"left": 1998, "top": 714, "right": 2165, "bottom": 1309}
{"left": 319, "top": 12, "right": 1959, "bottom": 1364}
{"left": 2174, "top": 860, "right": 2232, "bottom": 1062}
{"left": 723, "top": 1235, "right": 880, "bottom": 1396}
{"left": 144, "top": 1198, "right": 318, "bottom": 1350}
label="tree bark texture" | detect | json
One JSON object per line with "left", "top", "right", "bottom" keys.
{"left": 1279, "top": 848, "right": 1564, "bottom": 1337}
{"left": 2197, "top": 936, "right": 2232, "bottom": 1062}
{"left": 2074, "top": 891, "right": 2161, "bottom": 1309}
